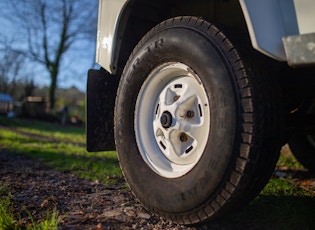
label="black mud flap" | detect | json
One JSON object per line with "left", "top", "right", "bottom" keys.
{"left": 86, "top": 69, "right": 119, "bottom": 152}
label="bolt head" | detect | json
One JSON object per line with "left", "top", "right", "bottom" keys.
{"left": 186, "top": 110, "right": 195, "bottom": 118}
{"left": 160, "top": 111, "right": 172, "bottom": 128}
{"left": 179, "top": 133, "right": 188, "bottom": 142}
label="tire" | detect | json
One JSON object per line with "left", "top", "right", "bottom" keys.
{"left": 115, "top": 16, "right": 282, "bottom": 224}
{"left": 289, "top": 135, "right": 315, "bottom": 172}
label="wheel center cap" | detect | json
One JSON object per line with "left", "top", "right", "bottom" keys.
{"left": 160, "top": 111, "right": 172, "bottom": 128}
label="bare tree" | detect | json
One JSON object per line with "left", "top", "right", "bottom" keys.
{"left": 0, "top": 44, "right": 38, "bottom": 100}
{"left": 2, "top": 0, "right": 97, "bottom": 109}
{"left": 0, "top": 47, "right": 25, "bottom": 95}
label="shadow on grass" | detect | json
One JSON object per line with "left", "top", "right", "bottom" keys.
{"left": 201, "top": 195, "right": 315, "bottom": 230}
{"left": 27, "top": 150, "right": 120, "bottom": 185}
{"left": 0, "top": 135, "right": 120, "bottom": 186}
{"left": 0, "top": 116, "right": 85, "bottom": 135}
{"left": 0, "top": 116, "right": 119, "bottom": 185}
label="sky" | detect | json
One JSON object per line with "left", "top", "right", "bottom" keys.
{"left": 0, "top": 0, "right": 98, "bottom": 93}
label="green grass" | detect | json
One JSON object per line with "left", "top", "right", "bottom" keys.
{"left": 0, "top": 197, "right": 17, "bottom": 230}
{"left": 215, "top": 181, "right": 315, "bottom": 230}
{"left": 0, "top": 185, "right": 59, "bottom": 230}
{"left": 0, "top": 116, "right": 85, "bottom": 143}
{"left": 0, "top": 116, "right": 121, "bottom": 185}
{"left": 211, "top": 148, "right": 315, "bottom": 230}
{"left": 277, "top": 146, "right": 304, "bottom": 169}
{"left": 27, "top": 209, "right": 59, "bottom": 230}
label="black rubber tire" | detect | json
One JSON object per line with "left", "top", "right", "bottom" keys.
{"left": 289, "top": 135, "right": 315, "bottom": 172}
{"left": 115, "top": 16, "right": 282, "bottom": 224}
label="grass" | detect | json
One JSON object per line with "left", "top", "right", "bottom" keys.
{"left": 217, "top": 184, "right": 315, "bottom": 230}
{"left": 211, "top": 146, "right": 315, "bottom": 230}
{"left": 0, "top": 185, "right": 59, "bottom": 230}
{"left": 0, "top": 197, "right": 17, "bottom": 230}
{"left": 0, "top": 116, "right": 121, "bottom": 185}
{"left": 27, "top": 209, "right": 59, "bottom": 230}
{"left": 1, "top": 116, "right": 315, "bottom": 229}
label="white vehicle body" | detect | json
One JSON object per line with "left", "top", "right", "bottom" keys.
{"left": 96, "top": 0, "right": 128, "bottom": 72}
{"left": 96, "top": 0, "right": 315, "bottom": 72}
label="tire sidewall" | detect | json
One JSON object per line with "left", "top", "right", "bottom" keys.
{"left": 115, "top": 26, "right": 240, "bottom": 212}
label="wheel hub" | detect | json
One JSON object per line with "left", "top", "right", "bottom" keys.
{"left": 160, "top": 111, "right": 172, "bottom": 128}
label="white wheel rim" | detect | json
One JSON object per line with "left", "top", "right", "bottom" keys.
{"left": 135, "top": 62, "right": 210, "bottom": 178}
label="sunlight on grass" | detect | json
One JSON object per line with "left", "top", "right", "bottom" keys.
{"left": 0, "top": 197, "right": 17, "bottom": 230}
{"left": 18, "top": 127, "right": 85, "bottom": 143}
{"left": 0, "top": 116, "right": 85, "bottom": 144}
{"left": 0, "top": 117, "right": 121, "bottom": 186}
{"left": 262, "top": 178, "right": 311, "bottom": 196}
{"left": 277, "top": 144, "right": 304, "bottom": 169}
{"left": 27, "top": 209, "right": 59, "bottom": 230}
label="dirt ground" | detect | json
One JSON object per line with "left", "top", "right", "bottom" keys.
{"left": 0, "top": 150, "right": 195, "bottom": 230}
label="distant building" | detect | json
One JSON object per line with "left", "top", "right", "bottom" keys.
{"left": 23, "top": 96, "right": 49, "bottom": 118}
{"left": 0, "top": 93, "right": 14, "bottom": 115}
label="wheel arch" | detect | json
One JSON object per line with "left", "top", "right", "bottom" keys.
{"left": 105, "top": 0, "right": 247, "bottom": 75}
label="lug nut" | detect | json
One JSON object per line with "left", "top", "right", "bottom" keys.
{"left": 160, "top": 111, "right": 172, "bottom": 129}
{"left": 186, "top": 110, "right": 195, "bottom": 118}
{"left": 179, "top": 133, "right": 188, "bottom": 142}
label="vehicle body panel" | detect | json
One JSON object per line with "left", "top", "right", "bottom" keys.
{"left": 96, "top": 0, "right": 315, "bottom": 73}
{"left": 96, "top": 0, "right": 128, "bottom": 72}
{"left": 240, "top": 0, "right": 298, "bottom": 61}
{"left": 294, "top": 0, "right": 315, "bottom": 34}
{"left": 240, "top": 0, "right": 315, "bottom": 65}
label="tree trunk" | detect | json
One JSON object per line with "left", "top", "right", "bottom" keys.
{"left": 49, "top": 69, "right": 58, "bottom": 109}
